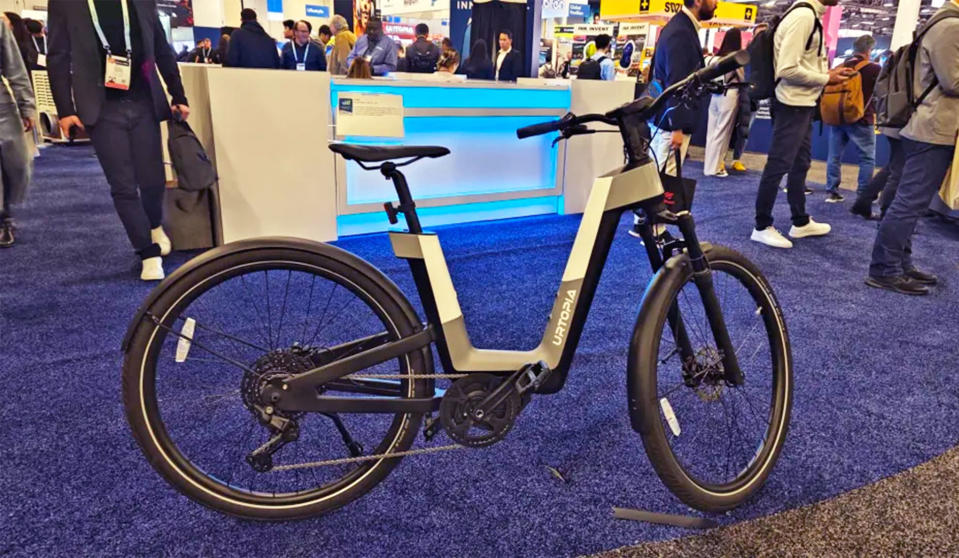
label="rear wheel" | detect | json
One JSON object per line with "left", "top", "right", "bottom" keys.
{"left": 123, "top": 245, "right": 431, "bottom": 520}
{"left": 633, "top": 244, "right": 792, "bottom": 512}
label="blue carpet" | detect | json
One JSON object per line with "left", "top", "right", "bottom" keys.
{"left": 2, "top": 145, "right": 958, "bottom": 557}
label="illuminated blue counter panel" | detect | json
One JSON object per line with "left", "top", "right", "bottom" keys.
{"left": 330, "top": 79, "right": 571, "bottom": 237}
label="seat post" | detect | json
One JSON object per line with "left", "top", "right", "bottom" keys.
{"left": 380, "top": 162, "right": 423, "bottom": 234}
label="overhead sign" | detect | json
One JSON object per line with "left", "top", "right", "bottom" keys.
{"left": 305, "top": 4, "right": 330, "bottom": 17}
{"left": 573, "top": 24, "right": 615, "bottom": 37}
{"left": 543, "top": 0, "right": 571, "bottom": 18}
{"left": 601, "top": 0, "right": 757, "bottom": 26}
{"left": 568, "top": 2, "right": 589, "bottom": 18}
{"left": 379, "top": 0, "right": 442, "bottom": 15}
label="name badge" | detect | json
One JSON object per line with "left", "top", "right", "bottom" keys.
{"left": 37, "top": 53, "right": 47, "bottom": 67}
{"left": 296, "top": 62, "right": 306, "bottom": 71}
{"left": 105, "top": 54, "right": 131, "bottom": 90}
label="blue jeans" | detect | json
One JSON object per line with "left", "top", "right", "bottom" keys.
{"left": 869, "top": 138, "right": 955, "bottom": 278}
{"left": 825, "top": 124, "right": 876, "bottom": 195}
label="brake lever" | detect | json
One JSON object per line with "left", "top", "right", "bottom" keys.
{"left": 552, "top": 124, "right": 594, "bottom": 146}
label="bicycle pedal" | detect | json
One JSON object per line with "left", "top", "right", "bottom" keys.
{"left": 516, "top": 361, "right": 552, "bottom": 394}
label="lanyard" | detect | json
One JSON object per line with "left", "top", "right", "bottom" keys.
{"left": 292, "top": 41, "right": 310, "bottom": 64}
{"left": 32, "top": 35, "right": 44, "bottom": 53}
{"left": 88, "top": 0, "right": 132, "bottom": 56}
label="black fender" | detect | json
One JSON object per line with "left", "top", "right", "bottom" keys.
{"left": 121, "top": 237, "right": 425, "bottom": 353}
{"left": 626, "top": 243, "right": 715, "bottom": 434}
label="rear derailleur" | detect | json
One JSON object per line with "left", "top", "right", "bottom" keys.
{"left": 432, "top": 361, "right": 551, "bottom": 448}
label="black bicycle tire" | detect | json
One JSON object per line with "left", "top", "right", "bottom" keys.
{"left": 633, "top": 244, "right": 792, "bottom": 512}
{"left": 122, "top": 244, "right": 431, "bottom": 520}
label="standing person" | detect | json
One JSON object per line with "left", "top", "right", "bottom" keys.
{"left": 866, "top": 3, "right": 959, "bottom": 295}
{"left": 329, "top": 15, "right": 356, "bottom": 75}
{"left": 395, "top": 42, "right": 408, "bottom": 72}
{"left": 346, "top": 18, "right": 397, "bottom": 76}
{"left": 577, "top": 33, "right": 615, "bottom": 81}
{"left": 750, "top": 0, "right": 856, "bottom": 249}
{"left": 318, "top": 23, "right": 333, "bottom": 61}
{"left": 703, "top": 28, "right": 744, "bottom": 177}
{"left": 189, "top": 38, "right": 212, "bottom": 63}
{"left": 224, "top": 9, "right": 280, "bottom": 69}
{"left": 461, "top": 39, "right": 494, "bottom": 80}
{"left": 0, "top": 14, "right": 37, "bottom": 248}
{"left": 730, "top": 22, "right": 770, "bottom": 173}
{"left": 823, "top": 34, "right": 880, "bottom": 203}
{"left": 436, "top": 50, "right": 459, "bottom": 74}
{"left": 3, "top": 13, "right": 35, "bottom": 70}
{"left": 495, "top": 29, "right": 522, "bottom": 81}
{"left": 850, "top": 128, "right": 904, "bottom": 220}
{"left": 282, "top": 19, "right": 295, "bottom": 41}
{"left": 47, "top": 0, "right": 191, "bottom": 281}
{"left": 24, "top": 18, "right": 46, "bottom": 69}
{"left": 211, "top": 33, "right": 229, "bottom": 64}
{"left": 281, "top": 20, "right": 326, "bottom": 71}
{"left": 405, "top": 23, "right": 440, "bottom": 73}
{"left": 347, "top": 57, "right": 372, "bottom": 79}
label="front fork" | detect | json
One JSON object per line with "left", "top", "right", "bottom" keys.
{"left": 636, "top": 210, "right": 744, "bottom": 386}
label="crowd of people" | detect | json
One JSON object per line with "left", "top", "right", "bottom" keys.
{"left": 184, "top": 8, "right": 522, "bottom": 83}
{"left": 647, "top": 0, "right": 958, "bottom": 296}
{"left": 0, "top": 0, "right": 955, "bottom": 296}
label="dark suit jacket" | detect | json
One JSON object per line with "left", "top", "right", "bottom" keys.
{"left": 47, "top": 0, "right": 187, "bottom": 127}
{"left": 495, "top": 49, "right": 523, "bottom": 81}
{"left": 462, "top": 59, "right": 494, "bottom": 80}
{"left": 281, "top": 40, "right": 327, "bottom": 71}
{"left": 225, "top": 21, "right": 280, "bottom": 69}
{"left": 652, "top": 11, "right": 705, "bottom": 132}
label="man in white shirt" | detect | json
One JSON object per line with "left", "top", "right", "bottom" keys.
{"left": 496, "top": 29, "right": 522, "bottom": 81}
{"left": 751, "top": 0, "right": 855, "bottom": 249}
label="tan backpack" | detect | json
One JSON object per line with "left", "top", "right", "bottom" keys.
{"left": 820, "top": 58, "right": 872, "bottom": 126}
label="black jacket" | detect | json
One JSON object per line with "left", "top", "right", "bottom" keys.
{"left": 405, "top": 38, "right": 440, "bottom": 73}
{"left": 47, "top": 0, "right": 187, "bottom": 126}
{"left": 652, "top": 11, "right": 705, "bottom": 132}
{"left": 281, "top": 40, "right": 327, "bottom": 71}
{"left": 461, "top": 58, "right": 494, "bottom": 80}
{"left": 225, "top": 21, "right": 280, "bottom": 69}
{"left": 495, "top": 49, "right": 523, "bottom": 81}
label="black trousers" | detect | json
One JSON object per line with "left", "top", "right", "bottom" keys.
{"left": 88, "top": 96, "right": 165, "bottom": 259}
{"left": 852, "top": 136, "right": 904, "bottom": 219}
{"left": 755, "top": 101, "right": 814, "bottom": 230}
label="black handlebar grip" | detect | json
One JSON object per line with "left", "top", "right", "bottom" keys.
{"left": 517, "top": 119, "right": 564, "bottom": 139}
{"left": 694, "top": 50, "right": 751, "bottom": 83}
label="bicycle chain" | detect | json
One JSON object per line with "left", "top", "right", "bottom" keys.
{"left": 270, "top": 372, "right": 473, "bottom": 472}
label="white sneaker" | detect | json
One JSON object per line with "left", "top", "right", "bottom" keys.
{"left": 151, "top": 226, "right": 172, "bottom": 256}
{"left": 715, "top": 168, "right": 729, "bottom": 178}
{"left": 141, "top": 257, "right": 165, "bottom": 281}
{"left": 789, "top": 218, "right": 831, "bottom": 239}
{"left": 751, "top": 226, "right": 793, "bottom": 249}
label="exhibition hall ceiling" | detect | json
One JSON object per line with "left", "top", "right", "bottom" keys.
{"left": 747, "top": 0, "right": 945, "bottom": 37}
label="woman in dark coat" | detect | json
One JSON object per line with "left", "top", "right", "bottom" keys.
{"left": 459, "top": 39, "right": 494, "bottom": 80}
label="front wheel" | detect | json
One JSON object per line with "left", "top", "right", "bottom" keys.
{"left": 631, "top": 244, "right": 792, "bottom": 512}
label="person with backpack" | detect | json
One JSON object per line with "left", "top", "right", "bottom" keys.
{"left": 578, "top": 33, "right": 615, "bottom": 81}
{"left": 405, "top": 23, "right": 440, "bottom": 74}
{"left": 822, "top": 34, "right": 881, "bottom": 203}
{"left": 867, "top": 1, "right": 959, "bottom": 295}
{"left": 749, "top": 0, "right": 857, "bottom": 249}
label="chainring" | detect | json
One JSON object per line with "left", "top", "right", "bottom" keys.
{"left": 439, "top": 373, "right": 521, "bottom": 448}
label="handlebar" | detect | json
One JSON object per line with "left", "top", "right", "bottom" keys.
{"left": 516, "top": 50, "right": 750, "bottom": 140}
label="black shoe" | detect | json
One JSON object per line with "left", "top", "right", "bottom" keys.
{"left": 905, "top": 268, "right": 938, "bottom": 286}
{"left": 850, "top": 203, "right": 876, "bottom": 220}
{"left": 0, "top": 222, "right": 13, "bottom": 248}
{"left": 825, "top": 192, "right": 845, "bottom": 203}
{"left": 865, "top": 275, "right": 930, "bottom": 296}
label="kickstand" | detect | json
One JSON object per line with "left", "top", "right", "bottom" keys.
{"left": 321, "top": 413, "right": 364, "bottom": 457}
{"left": 612, "top": 507, "right": 719, "bottom": 530}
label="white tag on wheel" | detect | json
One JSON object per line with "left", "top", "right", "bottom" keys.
{"left": 660, "top": 398, "right": 681, "bottom": 437}
{"left": 105, "top": 54, "right": 131, "bottom": 90}
{"left": 175, "top": 318, "right": 196, "bottom": 363}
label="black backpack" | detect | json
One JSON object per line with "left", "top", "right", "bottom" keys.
{"left": 748, "top": 3, "right": 823, "bottom": 101}
{"left": 875, "top": 12, "right": 959, "bottom": 129}
{"left": 577, "top": 56, "right": 607, "bottom": 80}
{"left": 168, "top": 120, "right": 217, "bottom": 192}
{"left": 408, "top": 41, "right": 439, "bottom": 73}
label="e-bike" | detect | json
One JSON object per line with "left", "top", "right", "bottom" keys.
{"left": 122, "top": 50, "right": 792, "bottom": 520}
